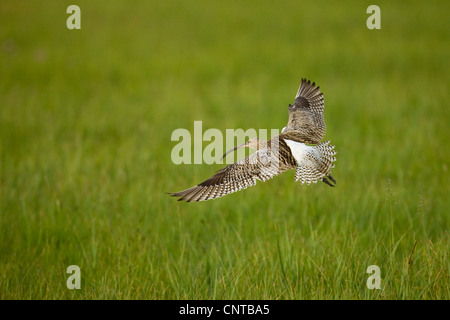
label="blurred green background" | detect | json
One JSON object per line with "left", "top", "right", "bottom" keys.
{"left": 0, "top": 0, "right": 449, "bottom": 299}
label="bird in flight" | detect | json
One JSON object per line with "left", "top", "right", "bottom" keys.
{"left": 169, "top": 78, "right": 337, "bottom": 202}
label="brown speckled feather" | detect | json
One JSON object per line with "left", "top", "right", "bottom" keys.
{"left": 283, "top": 79, "right": 326, "bottom": 144}
{"left": 169, "top": 139, "right": 297, "bottom": 202}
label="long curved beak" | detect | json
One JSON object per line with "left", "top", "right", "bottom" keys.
{"left": 220, "top": 142, "right": 247, "bottom": 161}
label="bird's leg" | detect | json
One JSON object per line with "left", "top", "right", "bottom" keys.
{"left": 322, "top": 176, "right": 335, "bottom": 187}
{"left": 327, "top": 174, "right": 336, "bottom": 184}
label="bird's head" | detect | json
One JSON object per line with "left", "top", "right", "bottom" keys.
{"left": 220, "top": 137, "right": 262, "bottom": 161}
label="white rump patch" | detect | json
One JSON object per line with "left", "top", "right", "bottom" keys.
{"left": 284, "top": 139, "right": 315, "bottom": 164}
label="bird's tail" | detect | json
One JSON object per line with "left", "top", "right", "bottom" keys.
{"left": 294, "top": 140, "right": 337, "bottom": 186}
{"left": 316, "top": 140, "right": 337, "bottom": 186}
{"left": 316, "top": 140, "right": 337, "bottom": 175}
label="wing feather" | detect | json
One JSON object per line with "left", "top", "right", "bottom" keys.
{"left": 283, "top": 79, "right": 326, "bottom": 143}
{"left": 169, "top": 148, "right": 294, "bottom": 202}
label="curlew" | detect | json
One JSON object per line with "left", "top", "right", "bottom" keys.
{"left": 169, "top": 78, "right": 337, "bottom": 202}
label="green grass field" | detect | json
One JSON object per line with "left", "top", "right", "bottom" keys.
{"left": 1, "top": 0, "right": 449, "bottom": 299}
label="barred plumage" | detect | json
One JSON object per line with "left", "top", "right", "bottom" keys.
{"left": 169, "top": 78, "right": 337, "bottom": 202}
{"left": 169, "top": 145, "right": 294, "bottom": 202}
{"left": 290, "top": 140, "right": 337, "bottom": 184}
{"left": 282, "top": 78, "right": 326, "bottom": 144}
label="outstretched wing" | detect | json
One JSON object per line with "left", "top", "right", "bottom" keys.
{"left": 169, "top": 147, "right": 295, "bottom": 202}
{"left": 282, "top": 79, "right": 326, "bottom": 144}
